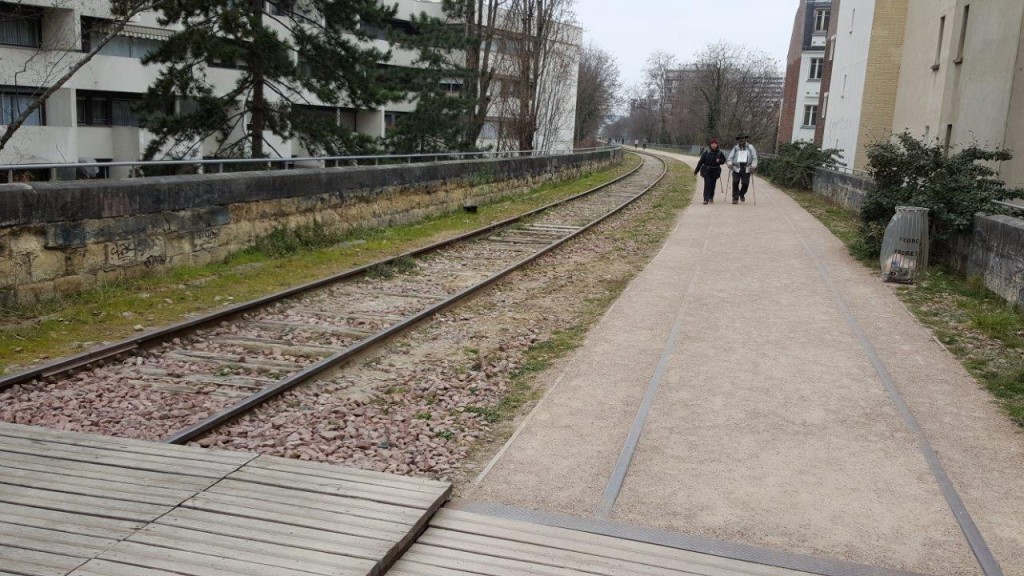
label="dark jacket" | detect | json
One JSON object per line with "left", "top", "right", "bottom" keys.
{"left": 695, "top": 149, "right": 727, "bottom": 178}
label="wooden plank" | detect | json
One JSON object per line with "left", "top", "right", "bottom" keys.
{"left": 386, "top": 563, "right": 484, "bottom": 576}
{"left": 69, "top": 559, "right": 186, "bottom": 576}
{"left": 0, "top": 485, "right": 171, "bottom": 522}
{"left": 247, "top": 455, "right": 450, "bottom": 493}
{"left": 430, "top": 510, "right": 810, "bottom": 576}
{"left": 0, "top": 523, "right": 116, "bottom": 559}
{"left": 184, "top": 491, "right": 410, "bottom": 535}
{"left": 0, "top": 423, "right": 253, "bottom": 467}
{"left": 0, "top": 545, "right": 86, "bottom": 575}
{"left": 155, "top": 508, "right": 393, "bottom": 560}
{"left": 0, "top": 438, "right": 232, "bottom": 478}
{"left": 415, "top": 529, "right": 724, "bottom": 576}
{"left": 402, "top": 546, "right": 588, "bottom": 576}
{"left": 178, "top": 498, "right": 403, "bottom": 543}
{"left": 97, "top": 541, "right": 343, "bottom": 576}
{"left": 225, "top": 467, "right": 441, "bottom": 510}
{"left": 163, "top": 350, "right": 308, "bottom": 372}
{"left": 0, "top": 452, "right": 214, "bottom": 491}
{"left": 206, "top": 480, "right": 424, "bottom": 524}
{"left": 0, "top": 503, "right": 144, "bottom": 539}
{"left": 0, "top": 467, "right": 195, "bottom": 506}
{"left": 128, "top": 524, "right": 371, "bottom": 576}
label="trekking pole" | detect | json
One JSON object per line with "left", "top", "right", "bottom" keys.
{"left": 751, "top": 173, "right": 757, "bottom": 205}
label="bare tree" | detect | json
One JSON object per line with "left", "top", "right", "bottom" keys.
{"left": 642, "top": 50, "right": 676, "bottom": 143}
{"left": 493, "top": 0, "right": 578, "bottom": 151}
{"left": 0, "top": 0, "right": 153, "bottom": 156}
{"left": 669, "top": 41, "right": 782, "bottom": 149}
{"left": 441, "top": 0, "right": 507, "bottom": 147}
{"left": 574, "top": 42, "right": 619, "bottom": 146}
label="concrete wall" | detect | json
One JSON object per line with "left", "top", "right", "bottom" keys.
{"left": 812, "top": 167, "right": 869, "bottom": 210}
{"left": 821, "top": 0, "right": 876, "bottom": 168}
{"left": 0, "top": 149, "right": 619, "bottom": 306}
{"left": 812, "top": 167, "right": 1024, "bottom": 304}
{"left": 891, "top": 0, "right": 957, "bottom": 142}
{"left": 949, "top": 215, "right": 1024, "bottom": 305}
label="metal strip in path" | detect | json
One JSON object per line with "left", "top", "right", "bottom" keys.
{"left": 761, "top": 180, "right": 1003, "bottom": 576}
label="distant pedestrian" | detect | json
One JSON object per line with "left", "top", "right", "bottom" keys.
{"left": 726, "top": 134, "right": 758, "bottom": 204}
{"left": 641, "top": 139, "right": 647, "bottom": 150}
{"left": 694, "top": 138, "right": 727, "bottom": 205}
{"left": 633, "top": 138, "right": 639, "bottom": 148}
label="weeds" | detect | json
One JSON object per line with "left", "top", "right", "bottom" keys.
{"left": 365, "top": 256, "right": 418, "bottom": 280}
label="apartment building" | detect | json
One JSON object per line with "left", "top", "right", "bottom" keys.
{"left": 813, "top": 0, "right": 841, "bottom": 147}
{"left": 891, "top": 0, "right": 1024, "bottom": 188}
{"left": 778, "top": 0, "right": 832, "bottom": 145}
{"left": 818, "top": 0, "right": 909, "bottom": 170}
{"left": 0, "top": 0, "right": 580, "bottom": 175}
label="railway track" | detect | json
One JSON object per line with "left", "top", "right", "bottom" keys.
{"left": 0, "top": 153, "right": 667, "bottom": 445}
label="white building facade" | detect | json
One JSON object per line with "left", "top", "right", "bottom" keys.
{"left": 0, "top": 0, "right": 580, "bottom": 176}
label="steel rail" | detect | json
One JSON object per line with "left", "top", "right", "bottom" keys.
{"left": 0, "top": 153, "right": 647, "bottom": 393}
{"left": 163, "top": 153, "right": 668, "bottom": 444}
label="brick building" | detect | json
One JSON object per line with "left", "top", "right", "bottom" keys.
{"left": 779, "top": 0, "right": 832, "bottom": 146}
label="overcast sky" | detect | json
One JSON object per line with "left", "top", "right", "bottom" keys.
{"left": 575, "top": 0, "right": 795, "bottom": 89}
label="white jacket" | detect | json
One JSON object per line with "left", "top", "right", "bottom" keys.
{"left": 727, "top": 144, "right": 758, "bottom": 173}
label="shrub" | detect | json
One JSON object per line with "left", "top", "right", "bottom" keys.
{"left": 760, "top": 141, "right": 843, "bottom": 190}
{"left": 860, "top": 132, "right": 1023, "bottom": 260}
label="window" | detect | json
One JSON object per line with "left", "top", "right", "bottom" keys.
{"left": 809, "top": 58, "right": 824, "bottom": 80}
{"left": 955, "top": 5, "right": 969, "bottom": 64}
{"left": 440, "top": 79, "right": 462, "bottom": 94}
{"left": 803, "top": 105, "right": 818, "bottom": 128}
{"left": 829, "top": 34, "right": 836, "bottom": 61}
{"left": 841, "top": 74, "right": 848, "bottom": 98}
{"left": 0, "top": 3, "right": 42, "bottom": 47}
{"left": 924, "top": 125, "right": 931, "bottom": 141}
{"left": 384, "top": 112, "right": 406, "bottom": 133}
{"left": 267, "top": 0, "right": 294, "bottom": 16}
{"left": 944, "top": 124, "right": 953, "bottom": 155}
{"left": 850, "top": 8, "right": 856, "bottom": 33}
{"left": 814, "top": 8, "right": 830, "bottom": 32}
{"left": 1, "top": 87, "right": 45, "bottom": 126}
{"left": 76, "top": 91, "right": 141, "bottom": 126}
{"left": 822, "top": 92, "right": 829, "bottom": 119}
{"left": 933, "top": 16, "right": 945, "bottom": 70}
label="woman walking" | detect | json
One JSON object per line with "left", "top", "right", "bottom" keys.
{"left": 694, "top": 138, "right": 727, "bottom": 204}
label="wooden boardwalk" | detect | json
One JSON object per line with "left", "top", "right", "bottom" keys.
{"left": 387, "top": 509, "right": 818, "bottom": 576}
{"left": 0, "top": 422, "right": 451, "bottom": 576}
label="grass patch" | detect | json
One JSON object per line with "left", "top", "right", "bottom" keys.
{"left": 780, "top": 185, "right": 1024, "bottom": 426}
{"left": 0, "top": 156, "right": 640, "bottom": 375}
{"left": 478, "top": 157, "right": 695, "bottom": 426}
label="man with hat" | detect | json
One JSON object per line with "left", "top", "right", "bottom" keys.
{"left": 693, "top": 138, "right": 727, "bottom": 204}
{"left": 726, "top": 134, "right": 758, "bottom": 204}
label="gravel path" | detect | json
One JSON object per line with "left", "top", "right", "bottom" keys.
{"left": 464, "top": 153, "right": 1024, "bottom": 576}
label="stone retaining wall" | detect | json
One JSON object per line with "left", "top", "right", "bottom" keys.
{"left": 0, "top": 150, "right": 620, "bottom": 306}
{"left": 812, "top": 167, "right": 869, "bottom": 211}
{"left": 948, "top": 215, "right": 1024, "bottom": 305}
{"left": 812, "top": 167, "right": 1024, "bottom": 305}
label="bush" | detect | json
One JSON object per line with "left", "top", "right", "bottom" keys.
{"left": 759, "top": 141, "right": 843, "bottom": 190}
{"left": 860, "top": 132, "right": 1023, "bottom": 260}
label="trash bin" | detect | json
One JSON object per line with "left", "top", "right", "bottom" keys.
{"left": 880, "top": 206, "right": 929, "bottom": 284}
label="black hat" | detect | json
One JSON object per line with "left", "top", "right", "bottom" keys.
{"left": 735, "top": 134, "right": 749, "bottom": 140}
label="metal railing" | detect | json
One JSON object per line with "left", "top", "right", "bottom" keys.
{"left": 0, "top": 146, "right": 620, "bottom": 183}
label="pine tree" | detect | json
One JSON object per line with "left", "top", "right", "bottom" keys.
{"left": 138, "top": 0, "right": 399, "bottom": 159}
{"left": 385, "top": 6, "right": 477, "bottom": 153}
